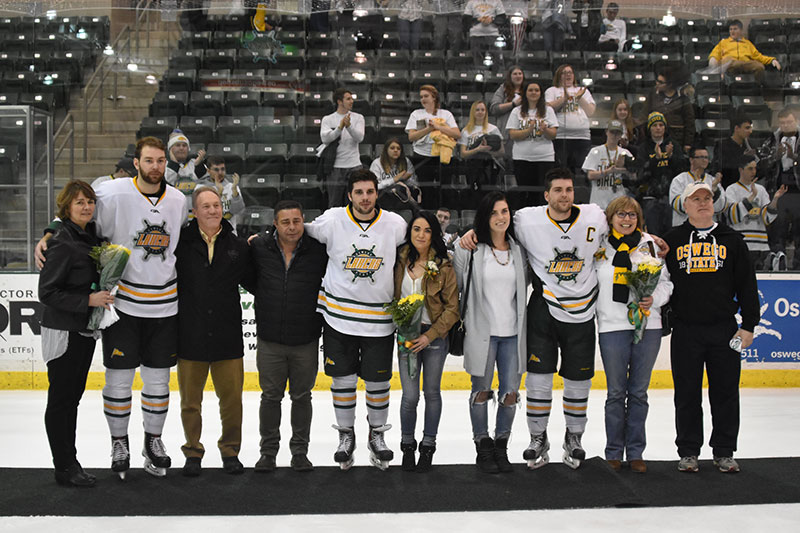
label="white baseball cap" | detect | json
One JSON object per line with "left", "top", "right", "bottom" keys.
{"left": 682, "top": 181, "right": 712, "bottom": 200}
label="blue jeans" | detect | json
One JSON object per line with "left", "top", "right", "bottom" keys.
{"left": 398, "top": 326, "right": 449, "bottom": 446}
{"left": 469, "top": 336, "right": 522, "bottom": 441}
{"left": 598, "top": 328, "right": 662, "bottom": 460}
{"left": 398, "top": 18, "right": 422, "bottom": 51}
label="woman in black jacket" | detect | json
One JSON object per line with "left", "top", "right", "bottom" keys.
{"left": 39, "top": 180, "right": 114, "bottom": 487}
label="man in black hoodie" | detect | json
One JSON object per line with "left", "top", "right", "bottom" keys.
{"left": 664, "top": 182, "right": 760, "bottom": 474}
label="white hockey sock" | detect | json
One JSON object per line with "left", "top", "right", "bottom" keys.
{"left": 563, "top": 378, "right": 592, "bottom": 434}
{"left": 331, "top": 374, "right": 358, "bottom": 428}
{"left": 364, "top": 380, "right": 390, "bottom": 427}
{"left": 525, "top": 373, "right": 553, "bottom": 436}
{"left": 140, "top": 366, "right": 170, "bottom": 434}
{"left": 103, "top": 368, "right": 136, "bottom": 438}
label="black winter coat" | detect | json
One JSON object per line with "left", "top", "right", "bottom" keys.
{"left": 39, "top": 219, "right": 102, "bottom": 332}
{"left": 244, "top": 231, "right": 327, "bottom": 347}
{"left": 175, "top": 219, "right": 253, "bottom": 361}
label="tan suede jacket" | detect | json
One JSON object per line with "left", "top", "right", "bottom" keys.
{"left": 393, "top": 244, "right": 460, "bottom": 341}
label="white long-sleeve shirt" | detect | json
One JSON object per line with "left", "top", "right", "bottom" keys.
{"left": 725, "top": 181, "right": 777, "bottom": 252}
{"left": 320, "top": 111, "right": 365, "bottom": 169}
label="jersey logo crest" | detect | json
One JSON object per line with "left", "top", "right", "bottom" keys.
{"left": 343, "top": 244, "right": 383, "bottom": 282}
{"left": 547, "top": 247, "right": 585, "bottom": 284}
{"left": 135, "top": 220, "right": 171, "bottom": 260}
{"left": 111, "top": 348, "right": 124, "bottom": 358}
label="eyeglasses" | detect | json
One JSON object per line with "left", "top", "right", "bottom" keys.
{"left": 691, "top": 155, "right": 709, "bottom": 159}
{"left": 614, "top": 211, "right": 638, "bottom": 219}
{"left": 655, "top": 79, "right": 667, "bottom": 84}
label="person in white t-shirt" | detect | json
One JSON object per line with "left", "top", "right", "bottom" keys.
{"left": 459, "top": 100, "right": 504, "bottom": 194}
{"left": 545, "top": 63, "right": 596, "bottom": 177}
{"left": 597, "top": 2, "right": 626, "bottom": 52}
{"left": 406, "top": 85, "right": 461, "bottom": 186}
{"left": 507, "top": 81, "right": 558, "bottom": 202}
{"left": 320, "top": 87, "right": 365, "bottom": 207}
{"left": 464, "top": 0, "right": 507, "bottom": 71}
{"left": 582, "top": 120, "right": 634, "bottom": 209}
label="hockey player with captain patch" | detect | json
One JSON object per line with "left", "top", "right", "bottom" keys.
{"left": 304, "top": 169, "right": 407, "bottom": 470}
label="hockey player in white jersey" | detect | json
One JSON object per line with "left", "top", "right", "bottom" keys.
{"left": 725, "top": 154, "right": 787, "bottom": 269}
{"left": 37, "top": 137, "right": 187, "bottom": 479}
{"left": 668, "top": 147, "right": 726, "bottom": 227}
{"left": 304, "top": 169, "right": 407, "bottom": 470}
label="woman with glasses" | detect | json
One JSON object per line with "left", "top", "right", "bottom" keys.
{"left": 595, "top": 196, "right": 672, "bottom": 474}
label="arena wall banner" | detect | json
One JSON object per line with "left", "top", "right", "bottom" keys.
{"left": 1, "top": 272, "right": 799, "bottom": 389}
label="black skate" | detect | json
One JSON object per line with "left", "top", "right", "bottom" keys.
{"left": 111, "top": 435, "right": 130, "bottom": 480}
{"left": 523, "top": 431, "right": 550, "bottom": 470}
{"left": 142, "top": 432, "right": 171, "bottom": 478}
{"left": 562, "top": 430, "right": 586, "bottom": 470}
{"left": 368, "top": 424, "right": 394, "bottom": 471}
{"left": 332, "top": 425, "right": 355, "bottom": 471}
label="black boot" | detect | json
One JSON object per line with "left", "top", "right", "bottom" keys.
{"left": 475, "top": 437, "right": 499, "bottom": 474}
{"left": 416, "top": 444, "right": 436, "bottom": 473}
{"left": 400, "top": 440, "right": 417, "bottom": 472}
{"left": 54, "top": 463, "right": 96, "bottom": 488}
{"left": 494, "top": 437, "right": 513, "bottom": 473}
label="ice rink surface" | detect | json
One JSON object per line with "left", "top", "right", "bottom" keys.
{"left": 1, "top": 388, "right": 799, "bottom": 532}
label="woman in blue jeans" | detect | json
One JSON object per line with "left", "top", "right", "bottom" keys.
{"left": 454, "top": 191, "right": 528, "bottom": 473}
{"left": 393, "top": 210, "right": 460, "bottom": 472}
{"left": 596, "top": 196, "right": 673, "bottom": 473}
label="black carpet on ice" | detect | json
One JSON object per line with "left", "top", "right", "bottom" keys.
{"left": 2, "top": 457, "right": 799, "bottom": 516}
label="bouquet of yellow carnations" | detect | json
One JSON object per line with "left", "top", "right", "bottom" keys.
{"left": 620, "top": 254, "right": 663, "bottom": 344}
{"left": 87, "top": 243, "right": 131, "bottom": 330}
{"left": 384, "top": 293, "right": 426, "bottom": 378}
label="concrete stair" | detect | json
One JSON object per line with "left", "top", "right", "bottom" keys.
{"left": 54, "top": 23, "right": 178, "bottom": 184}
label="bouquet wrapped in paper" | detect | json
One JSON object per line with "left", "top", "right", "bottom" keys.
{"left": 87, "top": 243, "right": 131, "bottom": 330}
{"left": 620, "top": 253, "right": 663, "bottom": 344}
{"left": 384, "top": 293, "right": 426, "bottom": 379}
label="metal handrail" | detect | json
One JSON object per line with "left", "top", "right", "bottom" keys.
{"left": 53, "top": 113, "right": 75, "bottom": 180}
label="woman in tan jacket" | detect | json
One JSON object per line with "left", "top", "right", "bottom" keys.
{"left": 393, "top": 210, "right": 459, "bottom": 473}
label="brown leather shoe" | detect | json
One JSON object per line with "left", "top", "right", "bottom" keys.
{"left": 607, "top": 459, "right": 622, "bottom": 472}
{"left": 630, "top": 459, "right": 647, "bottom": 473}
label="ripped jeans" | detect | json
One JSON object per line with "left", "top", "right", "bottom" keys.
{"left": 469, "top": 335, "right": 522, "bottom": 441}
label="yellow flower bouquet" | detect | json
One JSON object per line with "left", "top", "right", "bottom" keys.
{"left": 620, "top": 254, "right": 663, "bottom": 344}
{"left": 87, "top": 242, "right": 131, "bottom": 330}
{"left": 384, "top": 293, "right": 426, "bottom": 378}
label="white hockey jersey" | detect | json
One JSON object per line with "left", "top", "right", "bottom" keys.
{"left": 305, "top": 206, "right": 407, "bottom": 337}
{"left": 725, "top": 181, "right": 777, "bottom": 251}
{"left": 515, "top": 203, "right": 608, "bottom": 323}
{"left": 94, "top": 177, "right": 187, "bottom": 318}
{"left": 581, "top": 144, "right": 634, "bottom": 209}
{"left": 668, "top": 171, "right": 726, "bottom": 226}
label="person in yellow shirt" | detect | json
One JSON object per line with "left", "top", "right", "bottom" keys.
{"left": 708, "top": 19, "right": 781, "bottom": 82}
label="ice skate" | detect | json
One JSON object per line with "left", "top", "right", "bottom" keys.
{"left": 523, "top": 431, "right": 550, "bottom": 470}
{"left": 142, "top": 432, "right": 171, "bottom": 478}
{"left": 332, "top": 424, "right": 355, "bottom": 471}
{"left": 562, "top": 430, "right": 586, "bottom": 470}
{"left": 368, "top": 424, "right": 394, "bottom": 471}
{"left": 110, "top": 435, "right": 130, "bottom": 480}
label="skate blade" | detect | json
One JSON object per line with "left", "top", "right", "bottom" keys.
{"left": 526, "top": 454, "right": 549, "bottom": 470}
{"left": 338, "top": 458, "right": 355, "bottom": 471}
{"left": 562, "top": 452, "right": 581, "bottom": 470}
{"left": 143, "top": 460, "right": 167, "bottom": 478}
{"left": 117, "top": 471, "right": 127, "bottom": 480}
{"left": 369, "top": 454, "right": 390, "bottom": 470}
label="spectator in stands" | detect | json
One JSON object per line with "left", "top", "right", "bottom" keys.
{"left": 583, "top": 119, "right": 634, "bottom": 209}
{"left": 711, "top": 115, "right": 756, "bottom": 189}
{"left": 725, "top": 154, "right": 786, "bottom": 271}
{"left": 320, "top": 87, "right": 366, "bottom": 208}
{"left": 91, "top": 157, "right": 137, "bottom": 189}
{"left": 759, "top": 108, "right": 800, "bottom": 271}
{"left": 508, "top": 81, "right": 558, "bottom": 203}
{"left": 490, "top": 65, "right": 525, "bottom": 160}
{"left": 668, "top": 146, "right": 725, "bottom": 227}
{"left": 459, "top": 100, "right": 504, "bottom": 194}
{"left": 433, "top": 0, "right": 464, "bottom": 53}
{"left": 370, "top": 138, "right": 421, "bottom": 207}
{"left": 537, "top": 0, "right": 572, "bottom": 52}
{"left": 597, "top": 2, "right": 625, "bottom": 52}
{"left": 644, "top": 68, "right": 695, "bottom": 152}
{"left": 175, "top": 186, "right": 253, "bottom": 477}
{"left": 708, "top": 19, "right": 781, "bottom": 83}
{"left": 505, "top": 1, "right": 532, "bottom": 55}
{"left": 202, "top": 156, "right": 246, "bottom": 233}
{"left": 436, "top": 206, "right": 458, "bottom": 249}
{"left": 464, "top": 0, "right": 507, "bottom": 71}
{"left": 545, "top": 64, "right": 595, "bottom": 177}
{"left": 406, "top": 85, "right": 461, "bottom": 185}
{"left": 165, "top": 129, "right": 206, "bottom": 186}
{"left": 634, "top": 111, "right": 686, "bottom": 237}
{"left": 572, "top": 0, "right": 603, "bottom": 52}
{"left": 397, "top": 0, "right": 426, "bottom": 51}
{"left": 611, "top": 98, "right": 639, "bottom": 156}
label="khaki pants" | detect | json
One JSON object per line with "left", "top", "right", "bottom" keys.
{"left": 177, "top": 357, "right": 243, "bottom": 459}
{"left": 722, "top": 58, "right": 766, "bottom": 82}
